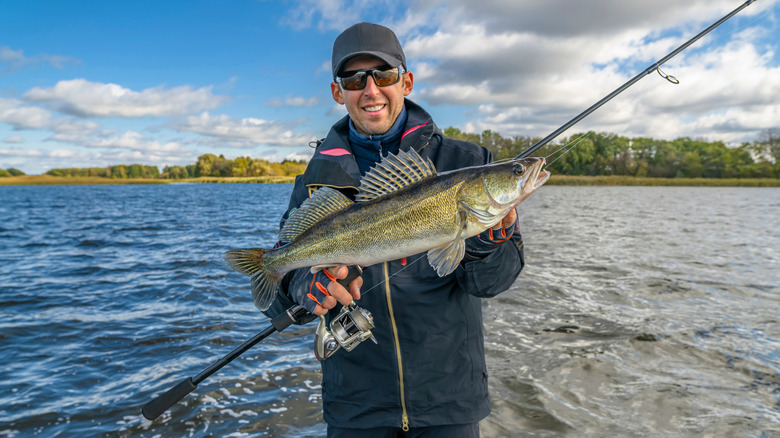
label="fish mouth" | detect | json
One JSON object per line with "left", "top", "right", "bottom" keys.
{"left": 510, "top": 157, "right": 549, "bottom": 207}
{"left": 535, "top": 167, "right": 550, "bottom": 190}
{"left": 528, "top": 157, "right": 550, "bottom": 190}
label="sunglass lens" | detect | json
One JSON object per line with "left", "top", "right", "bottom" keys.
{"left": 341, "top": 71, "right": 366, "bottom": 90}
{"left": 373, "top": 69, "right": 399, "bottom": 86}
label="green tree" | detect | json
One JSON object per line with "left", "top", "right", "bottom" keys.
{"left": 680, "top": 151, "right": 704, "bottom": 178}
{"left": 196, "top": 154, "right": 218, "bottom": 177}
{"left": 127, "top": 164, "right": 143, "bottom": 178}
{"left": 112, "top": 165, "right": 127, "bottom": 178}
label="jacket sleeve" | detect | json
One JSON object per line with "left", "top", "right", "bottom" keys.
{"left": 457, "top": 229, "right": 525, "bottom": 298}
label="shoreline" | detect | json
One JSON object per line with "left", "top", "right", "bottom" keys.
{"left": 1, "top": 174, "right": 779, "bottom": 187}
{"left": 0, "top": 175, "right": 298, "bottom": 186}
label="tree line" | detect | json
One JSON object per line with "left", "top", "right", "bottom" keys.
{"left": 161, "top": 154, "right": 307, "bottom": 179}
{"left": 38, "top": 154, "right": 308, "bottom": 179}
{"left": 444, "top": 127, "right": 780, "bottom": 178}
{"left": 6, "top": 128, "right": 778, "bottom": 180}
{"left": 0, "top": 168, "right": 25, "bottom": 177}
{"left": 45, "top": 164, "right": 161, "bottom": 178}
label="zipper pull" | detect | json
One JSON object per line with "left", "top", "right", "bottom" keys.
{"left": 402, "top": 413, "right": 409, "bottom": 432}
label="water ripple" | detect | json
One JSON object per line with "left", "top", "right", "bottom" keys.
{"left": 1, "top": 184, "right": 779, "bottom": 437}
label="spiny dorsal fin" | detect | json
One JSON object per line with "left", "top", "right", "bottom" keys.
{"left": 279, "top": 187, "right": 353, "bottom": 243}
{"left": 356, "top": 148, "right": 437, "bottom": 202}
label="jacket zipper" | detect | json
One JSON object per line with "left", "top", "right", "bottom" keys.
{"left": 384, "top": 262, "right": 410, "bottom": 431}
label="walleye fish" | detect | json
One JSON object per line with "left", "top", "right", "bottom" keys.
{"left": 225, "top": 148, "right": 550, "bottom": 310}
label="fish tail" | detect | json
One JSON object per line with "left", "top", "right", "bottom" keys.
{"left": 224, "top": 248, "right": 280, "bottom": 311}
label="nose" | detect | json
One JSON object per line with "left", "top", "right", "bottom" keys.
{"left": 362, "top": 75, "right": 380, "bottom": 96}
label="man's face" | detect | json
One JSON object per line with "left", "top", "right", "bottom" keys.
{"left": 331, "top": 55, "right": 413, "bottom": 136}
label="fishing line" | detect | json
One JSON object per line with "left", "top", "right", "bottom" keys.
{"left": 541, "top": 71, "right": 660, "bottom": 171}
{"left": 352, "top": 254, "right": 428, "bottom": 299}
{"left": 487, "top": 69, "right": 659, "bottom": 170}
{"left": 542, "top": 132, "right": 594, "bottom": 169}
{"left": 489, "top": 53, "right": 669, "bottom": 174}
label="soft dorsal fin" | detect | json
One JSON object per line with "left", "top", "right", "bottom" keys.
{"left": 279, "top": 187, "right": 353, "bottom": 243}
{"left": 356, "top": 148, "right": 437, "bottom": 202}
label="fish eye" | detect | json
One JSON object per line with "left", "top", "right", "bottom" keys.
{"left": 513, "top": 164, "right": 525, "bottom": 176}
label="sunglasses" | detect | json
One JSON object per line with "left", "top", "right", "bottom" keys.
{"left": 337, "top": 66, "right": 404, "bottom": 91}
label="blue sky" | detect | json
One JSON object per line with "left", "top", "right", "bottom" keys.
{"left": 1, "top": 0, "right": 778, "bottom": 175}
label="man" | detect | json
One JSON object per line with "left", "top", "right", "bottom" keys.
{"left": 264, "top": 22, "right": 524, "bottom": 437}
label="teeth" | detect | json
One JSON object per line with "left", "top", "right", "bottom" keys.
{"left": 364, "top": 105, "right": 384, "bottom": 112}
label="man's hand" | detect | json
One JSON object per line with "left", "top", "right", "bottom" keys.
{"left": 477, "top": 207, "right": 518, "bottom": 246}
{"left": 310, "top": 265, "right": 363, "bottom": 316}
{"left": 494, "top": 208, "right": 517, "bottom": 231}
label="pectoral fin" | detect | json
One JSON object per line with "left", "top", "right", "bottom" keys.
{"left": 427, "top": 238, "right": 466, "bottom": 277}
{"left": 427, "top": 209, "right": 468, "bottom": 276}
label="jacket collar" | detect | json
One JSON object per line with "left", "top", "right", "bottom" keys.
{"left": 302, "top": 99, "right": 441, "bottom": 191}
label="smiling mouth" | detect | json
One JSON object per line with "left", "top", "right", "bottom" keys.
{"left": 363, "top": 104, "right": 385, "bottom": 112}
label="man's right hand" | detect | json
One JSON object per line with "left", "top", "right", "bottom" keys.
{"left": 295, "top": 265, "right": 363, "bottom": 315}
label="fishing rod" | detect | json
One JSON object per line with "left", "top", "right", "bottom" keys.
{"left": 141, "top": 305, "right": 308, "bottom": 421}
{"left": 141, "top": 268, "right": 367, "bottom": 421}
{"left": 515, "top": 0, "right": 757, "bottom": 160}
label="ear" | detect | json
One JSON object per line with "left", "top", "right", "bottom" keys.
{"left": 402, "top": 71, "right": 414, "bottom": 96}
{"left": 331, "top": 82, "right": 344, "bottom": 104}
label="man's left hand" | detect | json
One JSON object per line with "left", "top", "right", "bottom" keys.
{"left": 493, "top": 208, "right": 517, "bottom": 231}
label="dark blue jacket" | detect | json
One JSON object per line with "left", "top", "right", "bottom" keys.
{"left": 264, "top": 99, "right": 525, "bottom": 429}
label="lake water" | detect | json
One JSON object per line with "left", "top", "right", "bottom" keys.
{"left": 1, "top": 183, "right": 778, "bottom": 437}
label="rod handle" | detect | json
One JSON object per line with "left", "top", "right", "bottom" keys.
{"left": 141, "top": 377, "right": 197, "bottom": 421}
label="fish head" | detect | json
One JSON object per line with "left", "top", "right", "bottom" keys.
{"left": 482, "top": 157, "right": 550, "bottom": 207}
{"left": 458, "top": 156, "right": 550, "bottom": 232}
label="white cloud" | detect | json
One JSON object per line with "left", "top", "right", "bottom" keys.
{"left": 49, "top": 130, "right": 188, "bottom": 154}
{"left": 0, "top": 97, "right": 111, "bottom": 136}
{"left": 281, "top": 0, "right": 401, "bottom": 31}
{"left": 0, "top": 148, "right": 42, "bottom": 158}
{"left": 0, "top": 46, "right": 24, "bottom": 62}
{"left": 23, "top": 79, "right": 230, "bottom": 118}
{"left": 266, "top": 95, "right": 320, "bottom": 107}
{"left": 392, "top": 0, "right": 780, "bottom": 144}
{"left": 174, "top": 112, "right": 316, "bottom": 146}
{"left": 3, "top": 136, "right": 23, "bottom": 143}
{"left": 0, "top": 46, "right": 79, "bottom": 76}
{"left": 327, "top": 103, "right": 348, "bottom": 117}
{"left": 0, "top": 97, "right": 54, "bottom": 129}
{"left": 49, "top": 149, "right": 79, "bottom": 158}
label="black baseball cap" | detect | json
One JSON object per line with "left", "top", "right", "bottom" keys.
{"left": 332, "top": 22, "right": 406, "bottom": 80}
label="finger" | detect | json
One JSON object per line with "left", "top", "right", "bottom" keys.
{"left": 502, "top": 208, "right": 517, "bottom": 228}
{"left": 327, "top": 265, "right": 349, "bottom": 280}
{"left": 310, "top": 294, "right": 337, "bottom": 315}
{"left": 493, "top": 209, "right": 516, "bottom": 230}
{"left": 327, "top": 276, "right": 354, "bottom": 306}
{"left": 349, "top": 276, "right": 363, "bottom": 301}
